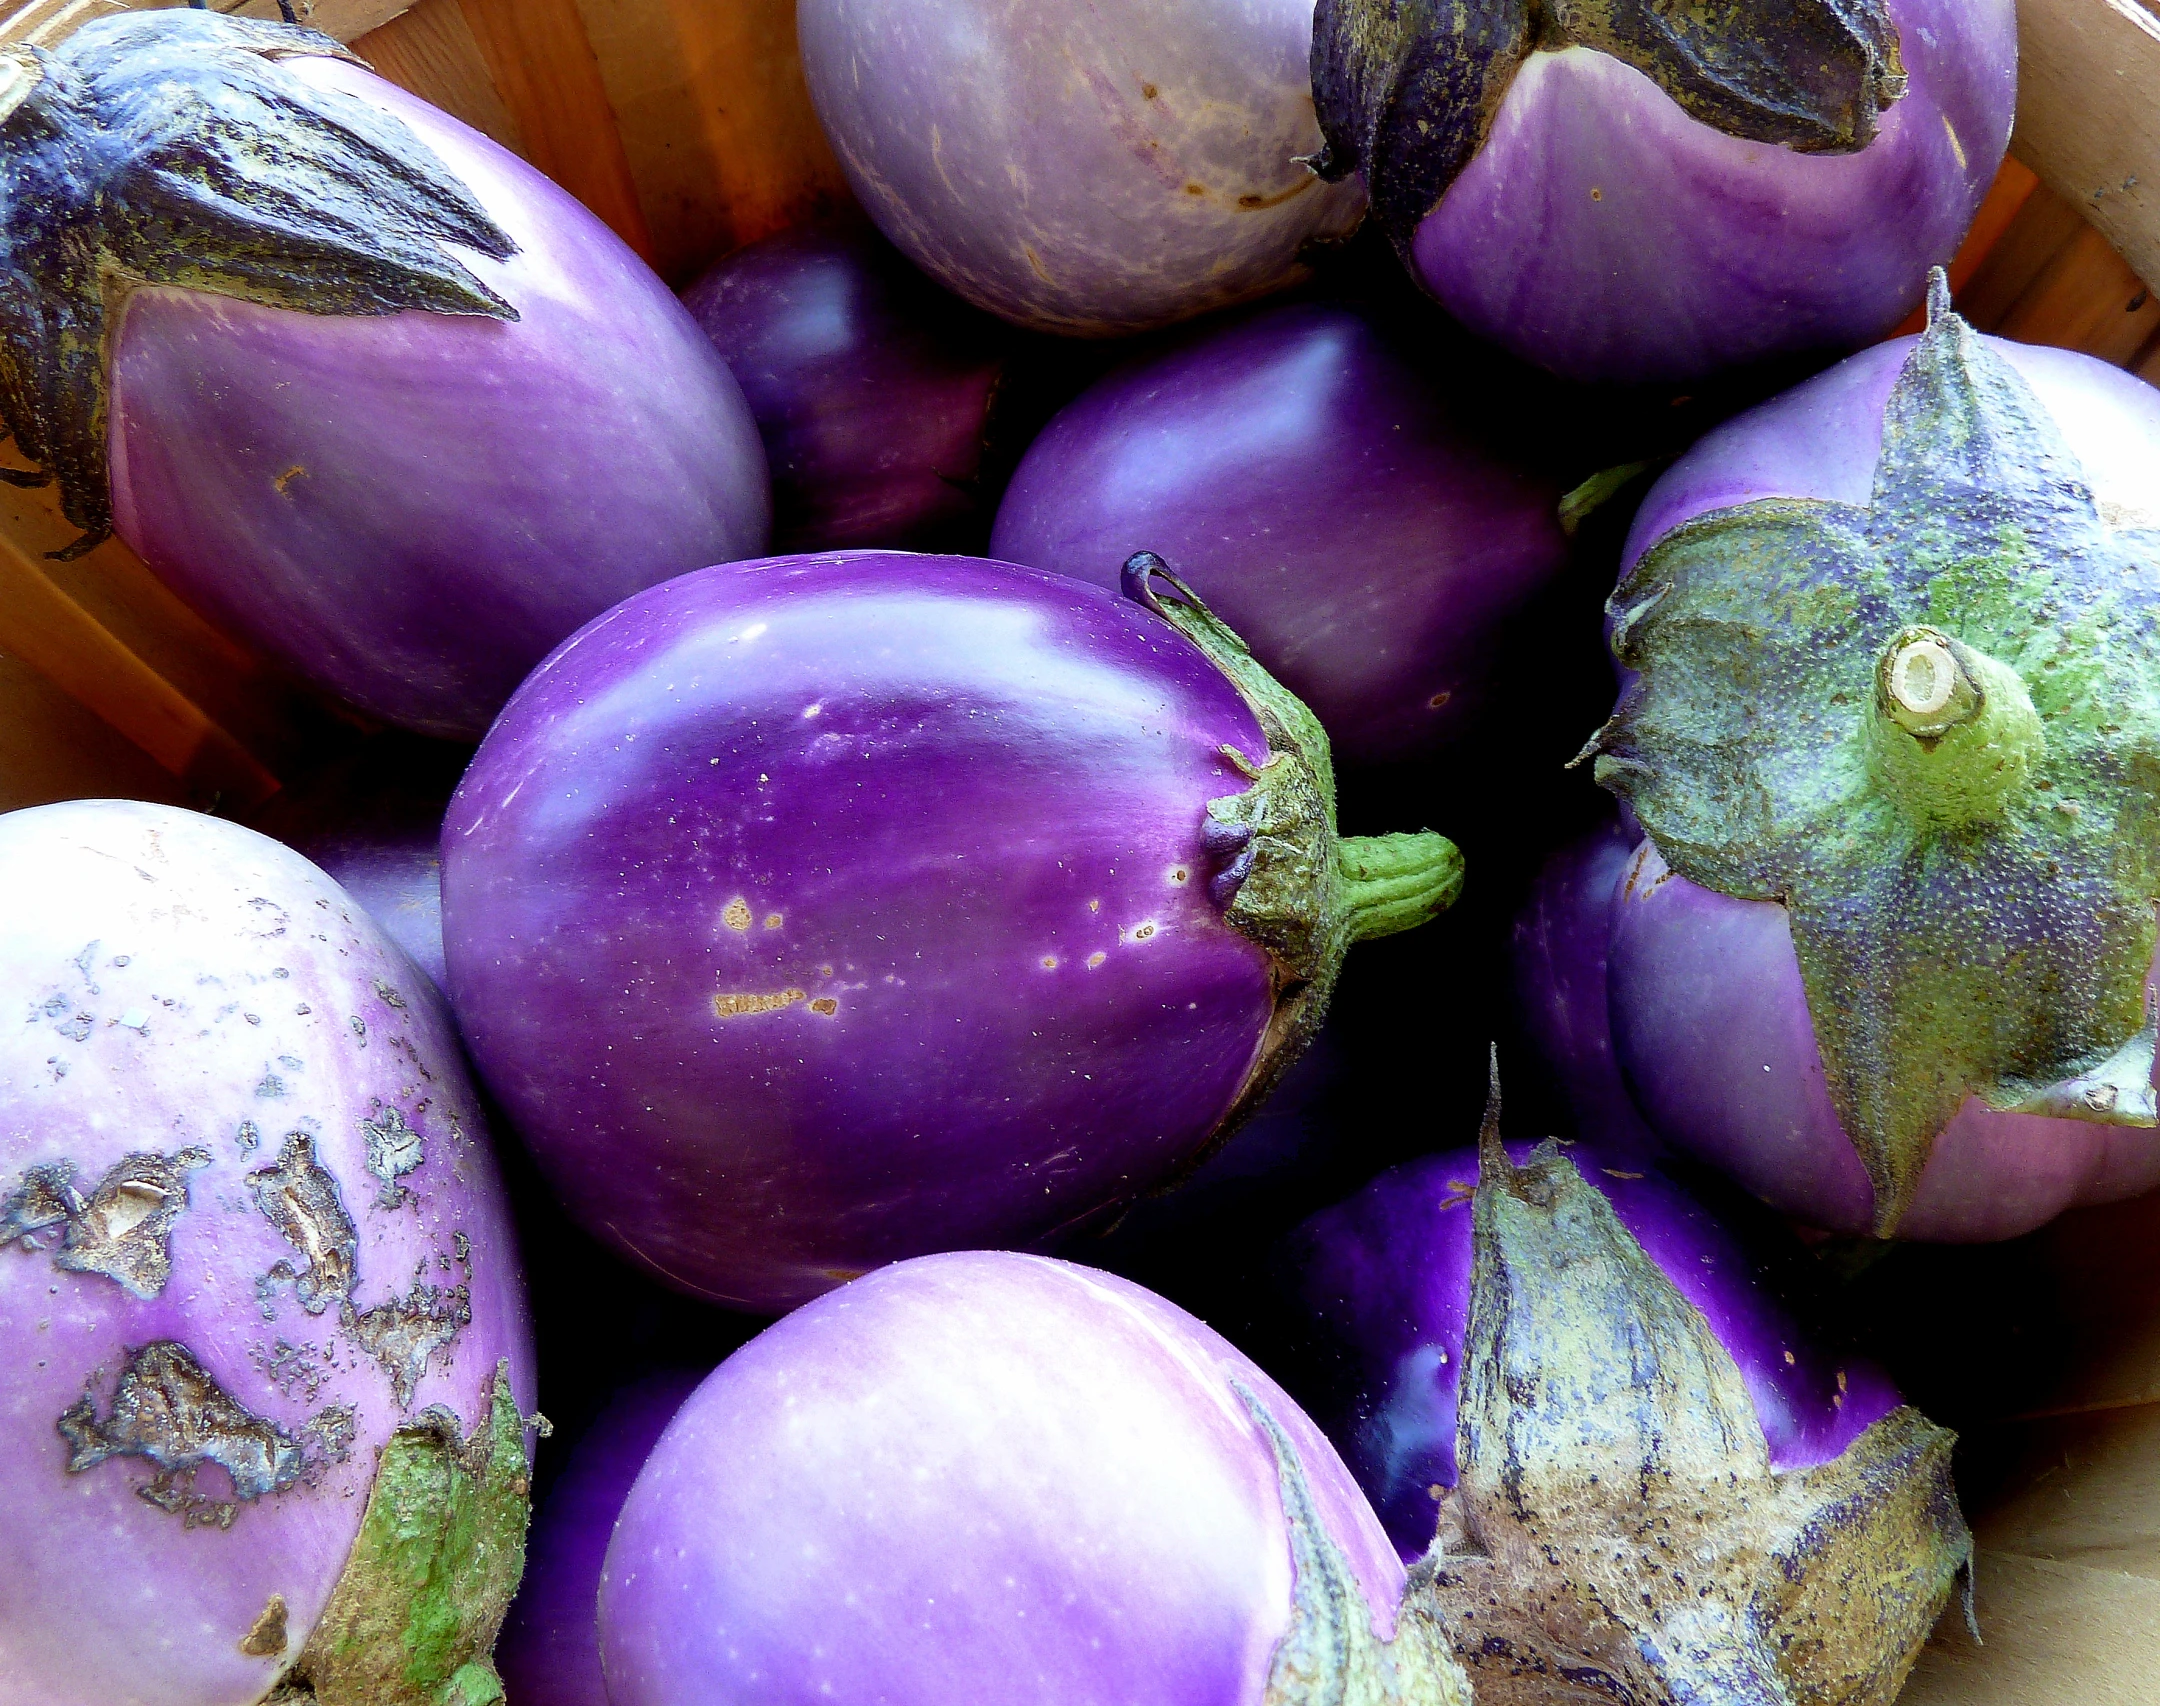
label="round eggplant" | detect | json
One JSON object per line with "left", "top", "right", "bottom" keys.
{"left": 498, "top": 1368, "right": 703, "bottom": 1706}
{"left": 442, "top": 551, "right": 1461, "bottom": 1312}
{"left": 0, "top": 11, "right": 768, "bottom": 738}
{"left": 795, "top": 0, "right": 1367, "bottom": 336}
{"left": 598, "top": 1251, "right": 1467, "bottom": 1706}
{"left": 682, "top": 218, "right": 1013, "bottom": 553}
{"left": 1273, "top": 1088, "right": 1967, "bottom": 1705}
{"left": 0, "top": 801, "right": 533, "bottom": 1706}
{"left": 1580, "top": 276, "right": 2160, "bottom": 1238}
{"left": 991, "top": 301, "right": 1571, "bottom": 767}
{"left": 1309, "top": 0, "right": 2016, "bottom": 382}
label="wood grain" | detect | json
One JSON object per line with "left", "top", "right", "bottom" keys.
{"left": 1904, "top": 1551, "right": 2160, "bottom": 1705}
{"left": 570, "top": 0, "right": 850, "bottom": 282}
{"left": 0, "top": 649, "right": 188, "bottom": 812}
{"left": 350, "top": 0, "right": 523, "bottom": 155}
{"left": 2014, "top": 0, "right": 2160, "bottom": 292}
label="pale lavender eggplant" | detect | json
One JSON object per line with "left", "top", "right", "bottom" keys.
{"left": 991, "top": 301, "right": 1570, "bottom": 767}
{"left": 796, "top": 0, "right": 1366, "bottom": 336}
{"left": 441, "top": 551, "right": 1459, "bottom": 1314}
{"left": 1596, "top": 333, "right": 2160, "bottom": 1238}
{"left": 1390, "top": 1, "right": 2015, "bottom": 382}
{"left": 682, "top": 219, "right": 1011, "bottom": 553}
{"left": 1278, "top": 1141, "right": 1901, "bottom": 1561}
{"left": 1509, "top": 813, "right": 1657, "bottom": 1148}
{"left": 599, "top": 1252, "right": 1434, "bottom": 1706}
{"left": 0, "top": 801, "right": 532, "bottom": 1706}
{"left": 498, "top": 1368, "right": 703, "bottom": 1706}
{"left": 90, "top": 40, "right": 768, "bottom": 739}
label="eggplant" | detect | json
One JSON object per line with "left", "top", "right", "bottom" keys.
{"left": 1308, "top": 0, "right": 2015, "bottom": 381}
{"left": 795, "top": 0, "right": 1367, "bottom": 335}
{"left": 991, "top": 300, "right": 1572, "bottom": 768}
{"left": 1574, "top": 274, "right": 2160, "bottom": 1239}
{"left": 0, "top": 11, "right": 768, "bottom": 739}
{"left": 598, "top": 1252, "right": 1468, "bottom": 1706}
{"left": 441, "top": 550, "right": 1461, "bottom": 1312}
{"left": 1274, "top": 1084, "right": 1969, "bottom": 1705}
{"left": 682, "top": 218, "right": 1015, "bottom": 554}
{"left": 0, "top": 801, "right": 533, "bottom": 1706}
{"left": 497, "top": 1369, "right": 703, "bottom": 1706}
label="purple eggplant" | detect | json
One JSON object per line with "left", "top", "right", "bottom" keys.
{"left": 795, "top": 0, "right": 1367, "bottom": 336}
{"left": 1309, "top": 0, "right": 2015, "bottom": 382}
{"left": 1575, "top": 277, "right": 2160, "bottom": 1239}
{"left": 247, "top": 736, "right": 470, "bottom": 997}
{"left": 682, "top": 218, "right": 1015, "bottom": 554}
{"left": 1275, "top": 1081, "right": 1967, "bottom": 1704}
{"left": 441, "top": 550, "right": 1461, "bottom": 1313}
{"left": 1509, "top": 812, "right": 1658, "bottom": 1148}
{"left": 0, "top": 12, "right": 768, "bottom": 739}
{"left": 598, "top": 1251, "right": 1466, "bottom": 1706}
{"left": 498, "top": 1368, "right": 703, "bottom": 1706}
{"left": 990, "top": 300, "right": 1571, "bottom": 768}
{"left": 0, "top": 800, "right": 534, "bottom": 1706}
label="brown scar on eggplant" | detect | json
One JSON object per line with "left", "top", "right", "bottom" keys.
{"left": 348, "top": 1280, "right": 470, "bottom": 1409}
{"left": 362, "top": 1107, "right": 425, "bottom": 1208}
{"left": 241, "top": 1593, "right": 290, "bottom": 1658}
{"left": 58, "top": 1341, "right": 308, "bottom": 1529}
{"left": 250, "top": 1132, "right": 359, "bottom": 1315}
{"left": 2, "top": 1148, "right": 210, "bottom": 1297}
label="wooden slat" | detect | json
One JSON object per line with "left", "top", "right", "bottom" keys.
{"left": 2014, "top": 0, "right": 2160, "bottom": 292}
{"left": 0, "top": 649, "right": 188, "bottom": 813}
{"left": 570, "top": 0, "right": 850, "bottom": 282}
{"left": 1904, "top": 1552, "right": 2160, "bottom": 1706}
{"left": 350, "top": 0, "right": 522, "bottom": 155}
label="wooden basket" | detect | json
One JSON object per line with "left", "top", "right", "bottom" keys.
{"left": 2, "top": 3, "right": 2157, "bottom": 1697}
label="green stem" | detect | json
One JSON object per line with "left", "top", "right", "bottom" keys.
{"left": 1868, "top": 625, "right": 2043, "bottom": 831}
{"left": 1337, "top": 832, "right": 1463, "bottom": 941}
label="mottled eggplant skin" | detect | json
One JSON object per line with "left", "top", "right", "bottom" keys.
{"left": 1596, "top": 335, "right": 2160, "bottom": 1239}
{"left": 1411, "top": 0, "right": 2015, "bottom": 382}
{"left": 442, "top": 552, "right": 1281, "bottom": 1315}
{"left": 1277, "top": 1142, "right": 1900, "bottom": 1562}
{"left": 682, "top": 220, "right": 1012, "bottom": 554}
{"left": 991, "top": 301, "right": 1570, "bottom": 767}
{"left": 599, "top": 1253, "right": 1419, "bottom": 1706}
{"left": 796, "top": 0, "right": 1367, "bottom": 336}
{"left": 107, "top": 56, "right": 770, "bottom": 740}
{"left": 1509, "top": 814, "right": 1656, "bottom": 1148}
{"left": 0, "top": 801, "right": 531, "bottom": 1706}
{"left": 497, "top": 1369, "right": 702, "bottom": 1706}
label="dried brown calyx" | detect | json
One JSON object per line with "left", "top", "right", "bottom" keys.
{"left": 1405, "top": 1066, "right": 1970, "bottom": 1704}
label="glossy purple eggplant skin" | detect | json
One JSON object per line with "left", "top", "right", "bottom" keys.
{"left": 442, "top": 552, "right": 1280, "bottom": 1315}
{"left": 796, "top": 0, "right": 1366, "bottom": 336}
{"left": 682, "top": 220, "right": 1011, "bottom": 554}
{"left": 1411, "top": 0, "right": 2016, "bottom": 383}
{"left": 497, "top": 1368, "right": 703, "bottom": 1706}
{"left": 0, "top": 801, "right": 532, "bottom": 1706}
{"left": 1510, "top": 814, "right": 1658, "bottom": 1149}
{"left": 600, "top": 1253, "right": 1408, "bottom": 1706}
{"left": 1280, "top": 1142, "right": 1902, "bottom": 1562}
{"left": 1599, "top": 335, "right": 2160, "bottom": 1239}
{"left": 108, "top": 56, "right": 770, "bottom": 740}
{"left": 991, "top": 301, "right": 1570, "bottom": 767}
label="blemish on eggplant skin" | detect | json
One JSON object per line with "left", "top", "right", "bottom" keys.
{"left": 1087, "top": 952, "right": 1107, "bottom": 969}
{"left": 722, "top": 897, "right": 754, "bottom": 933}
{"left": 272, "top": 464, "right": 307, "bottom": 495}
{"left": 810, "top": 998, "right": 838, "bottom": 1017}
{"left": 2, "top": 1149, "right": 210, "bottom": 1298}
{"left": 713, "top": 988, "right": 807, "bottom": 1018}
{"left": 240, "top": 1593, "right": 288, "bottom": 1658}
{"left": 250, "top": 1133, "right": 359, "bottom": 1317}
{"left": 764, "top": 913, "right": 784, "bottom": 930}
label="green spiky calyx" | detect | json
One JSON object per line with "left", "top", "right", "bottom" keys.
{"left": 1581, "top": 270, "right": 2160, "bottom": 1234}
{"left": 270, "top": 1362, "right": 535, "bottom": 1706}
{"left": 1309, "top": 0, "right": 1905, "bottom": 258}
{"left": 1407, "top": 1071, "right": 1970, "bottom": 1705}
{"left": 0, "top": 10, "right": 518, "bottom": 557}
{"left": 1122, "top": 553, "right": 1463, "bottom": 1142}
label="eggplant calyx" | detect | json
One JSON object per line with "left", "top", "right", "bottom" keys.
{"left": 0, "top": 10, "right": 519, "bottom": 546}
{"left": 1237, "top": 1382, "right": 1472, "bottom": 1706}
{"left": 1310, "top": 0, "right": 1904, "bottom": 258}
{"left": 267, "top": 1361, "right": 535, "bottom": 1706}
{"left": 1406, "top": 1063, "right": 1970, "bottom": 1706}
{"left": 1122, "top": 551, "right": 1462, "bottom": 1142}
{"left": 1582, "top": 271, "right": 2160, "bottom": 1236}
